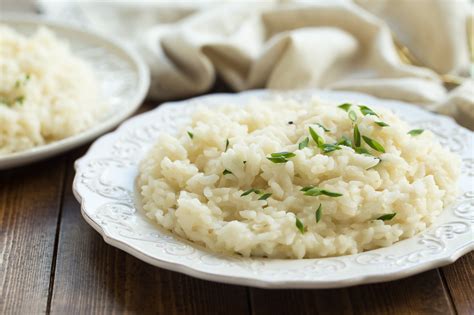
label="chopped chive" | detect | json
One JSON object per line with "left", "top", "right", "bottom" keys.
{"left": 362, "top": 136, "right": 385, "bottom": 153}
{"left": 359, "top": 105, "right": 379, "bottom": 117}
{"left": 15, "top": 80, "right": 21, "bottom": 88}
{"left": 187, "top": 131, "right": 194, "bottom": 139}
{"left": 321, "top": 144, "right": 341, "bottom": 153}
{"left": 301, "top": 187, "right": 343, "bottom": 197}
{"left": 241, "top": 188, "right": 260, "bottom": 196}
{"left": 225, "top": 139, "right": 229, "bottom": 152}
{"left": 295, "top": 217, "right": 305, "bottom": 234}
{"left": 354, "top": 147, "right": 371, "bottom": 155}
{"left": 258, "top": 193, "right": 272, "bottom": 201}
{"left": 25, "top": 74, "right": 30, "bottom": 80}
{"left": 267, "top": 156, "right": 289, "bottom": 163}
{"left": 270, "top": 152, "right": 296, "bottom": 158}
{"left": 298, "top": 137, "right": 309, "bottom": 150}
{"left": 316, "top": 123, "right": 330, "bottom": 132}
{"left": 338, "top": 103, "right": 352, "bottom": 112}
{"left": 223, "top": 169, "right": 233, "bottom": 175}
{"left": 337, "top": 136, "right": 352, "bottom": 147}
{"left": 375, "top": 121, "right": 389, "bottom": 127}
{"left": 309, "top": 126, "right": 324, "bottom": 147}
{"left": 315, "top": 204, "right": 322, "bottom": 223}
{"left": 348, "top": 110, "right": 357, "bottom": 122}
{"left": 407, "top": 129, "right": 424, "bottom": 136}
{"left": 300, "top": 186, "right": 314, "bottom": 192}
{"left": 353, "top": 124, "right": 361, "bottom": 147}
{"left": 376, "top": 213, "right": 397, "bottom": 221}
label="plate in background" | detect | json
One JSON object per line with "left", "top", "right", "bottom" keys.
{"left": 0, "top": 15, "right": 150, "bottom": 170}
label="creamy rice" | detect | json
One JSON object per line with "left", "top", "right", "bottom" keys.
{"left": 0, "top": 25, "right": 106, "bottom": 155}
{"left": 137, "top": 97, "right": 460, "bottom": 259}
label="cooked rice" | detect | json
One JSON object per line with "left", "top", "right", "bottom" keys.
{"left": 137, "top": 97, "right": 460, "bottom": 259}
{"left": 0, "top": 25, "right": 105, "bottom": 155}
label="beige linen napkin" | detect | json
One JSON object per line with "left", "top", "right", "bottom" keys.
{"left": 39, "top": 0, "right": 473, "bottom": 126}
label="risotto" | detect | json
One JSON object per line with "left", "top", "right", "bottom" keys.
{"left": 0, "top": 25, "right": 106, "bottom": 155}
{"left": 137, "top": 97, "right": 460, "bottom": 259}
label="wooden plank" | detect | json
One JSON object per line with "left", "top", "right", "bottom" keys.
{"left": 346, "top": 270, "right": 455, "bottom": 315}
{"left": 0, "top": 157, "right": 66, "bottom": 314}
{"left": 441, "top": 252, "right": 474, "bottom": 315}
{"left": 250, "top": 287, "right": 353, "bottom": 315}
{"left": 250, "top": 269, "right": 455, "bottom": 315}
{"left": 49, "top": 149, "right": 250, "bottom": 314}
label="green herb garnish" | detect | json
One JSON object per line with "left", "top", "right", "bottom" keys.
{"left": 258, "top": 193, "right": 272, "bottom": 201}
{"left": 338, "top": 103, "right": 352, "bottom": 112}
{"left": 348, "top": 110, "right": 357, "bottom": 122}
{"left": 298, "top": 137, "right": 309, "bottom": 150}
{"left": 359, "top": 105, "right": 379, "bottom": 117}
{"left": 187, "top": 131, "right": 194, "bottom": 139}
{"left": 362, "top": 136, "right": 385, "bottom": 153}
{"left": 243, "top": 160, "right": 247, "bottom": 164}
{"left": 270, "top": 152, "right": 296, "bottom": 158}
{"left": 223, "top": 169, "right": 233, "bottom": 175}
{"left": 266, "top": 156, "right": 288, "bottom": 163}
{"left": 376, "top": 213, "right": 397, "bottom": 221}
{"left": 321, "top": 144, "right": 341, "bottom": 153}
{"left": 337, "top": 136, "right": 352, "bottom": 147}
{"left": 225, "top": 139, "right": 229, "bottom": 152}
{"left": 295, "top": 217, "right": 305, "bottom": 234}
{"left": 241, "top": 188, "right": 261, "bottom": 197}
{"left": 353, "top": 124, "right": 361, "bottom": 147}
{"left": 375, "top": 121, "right": 389, "bottom": 127}
{"left": 301, "top": 187, "right": 343, "bottom": 197}
{"left": 309, "top": 126, "right": 324, "bottom": 147}
{"left": 267, "top": 152, "right": 296, "bottom": 163}
{"left": 315, "top": 204, "right": 322, "bottom": 223}
{"left": 316, "top": 123, "right": 330, "bottom": 132}
{"left": 407, "top": 129, "right": 424, "bottom": 136}
{"left": 354, "top": 147, "right": 370, "bottom": 155}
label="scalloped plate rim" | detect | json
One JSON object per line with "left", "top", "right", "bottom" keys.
{"left": 73, "top": 89, "right": 474, "bottom": 288}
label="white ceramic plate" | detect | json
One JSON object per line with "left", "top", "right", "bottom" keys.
{"left": 73, "top": 90, "right": 473, "bottom": 289}
{"left": 0, "top": 15, "right": 150, "bottom": 170}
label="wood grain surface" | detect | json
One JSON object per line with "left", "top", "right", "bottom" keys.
{"left": 1, "top": 99, "right": 472, "bottom": 315}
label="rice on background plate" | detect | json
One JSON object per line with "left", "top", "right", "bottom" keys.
{"left": 0, "top": 25, "right": 106, "bottom": 155}
{"left": 137, "top": 97, "right": 460, "bottom": 259}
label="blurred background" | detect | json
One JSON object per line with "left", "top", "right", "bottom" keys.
{"left": 1, "top": 0, "right": 473, "bottom": 127}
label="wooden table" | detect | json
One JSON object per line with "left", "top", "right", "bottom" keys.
{"left": 1, "top": 96, "right": 473, "bottom": 315}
